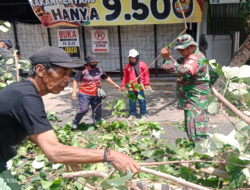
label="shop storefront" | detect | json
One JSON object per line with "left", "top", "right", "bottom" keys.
{"left": 0, "top": 0, "right": 203, "bottom": 76}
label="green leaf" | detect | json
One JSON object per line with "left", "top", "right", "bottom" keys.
{"left": 0, "top": 82, "right": 7, "bottom": 89}
{"left": 193, "top": 138, "right": 217, "bottom": 157}
{"left": 138, "top": 143, "right": 148, "bottom": 149}
{"left": 176, "top": 148, "right": 189, "bottom": 159}
{"left": 114, "top": 98, "right": 126, "bottom": 110}
{"left": 179, "top": 166, "right": 197, "bottom": 182}
{"left": 73, "top": 181, "right": 84, "bottom": 189}
{"left": 31, "top": 175, "right": 40, "bottom": 182}
{"left": 50, "top": 179, "right": 62, "bottom": 189}
{"left": 138, "top": 94, "right": 144, "bottom": 100}
{"left": 166, "top": 43, "right": 171, "bottom": 48}
{"left": 0, "top": 178, "right": 11, "bottom": 190}
{"left": 125, "top": 83, "right": 131, "bottom": 88}
{"left": 141, "top": 149, "right": 155, "bottom": 158}
{"left": 208, "top": 95, "right": 219, "bottom": 114}
{"left": 102, "top": 171, "right": 133, "bottom": 187}
{"left": 241, "top": 77, "right": 250, "bottom": 85}
{"left": 229, "top": 170, "right": 246, "bottom": 188}
{"left": 130, "top": 145, "right": 138, "bottom": 152}
{"left": 159, "top": 164, "right": 177, "bottom": 175}
{"left": 36, "top": 154, "right": 46, "bottom": 161}
{"left": 5, "top": 58, "right": 14, "bottom": 65}
{"left": 41, "top": 180, "right": 53, "bottom": 189}
{"left": 133, "top": 83, "right": 142, "bottom": 92}
{"left": 226, "top": 155, "right": 248, "bottom": 174}
{"left": 39, "top": 171, "right": 47, "bottom": 180}
{"left": 204, "top": 59, "right": 224, "bottom": 77}
{"left": 0, "top": 21, "right": 11, "bottom": 32}
{"left": 165, "top": 142, "right": 178, "bottom": 153}
{"left": 128, "top": 92, "right": 136, "bottom": 101}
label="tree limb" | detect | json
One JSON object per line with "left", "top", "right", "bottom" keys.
{"left": 141, "top": 167, "right": 210, "bottom": 190}
{"left": 139, "top": 160, "right": 250, "bottom": 169}
{"left": 139, "top": 160, "right": 224, "bottom": 166}
{"left": 221, "top": 110, "right": 250, "bottom": 140}
{"left": 212, "top": 86, "right": 250, "bottom": 125}
{"left": 62, "top": 170, "right": 108, "bottom": 179}
{"left": 95, "top": 168, "right": 115, "bottom": 188}
{"left": 14, "top": 50, "right": 20, "bottom": 82}
{"left": 181, "top": 163, "right": 229, "bottom": 179}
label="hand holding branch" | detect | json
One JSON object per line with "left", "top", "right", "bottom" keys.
{"left": 108, "top": 150, "right": 140, "bottom": 174}
{"left": 161, "top": 47, "right": 171, "bottom": 61}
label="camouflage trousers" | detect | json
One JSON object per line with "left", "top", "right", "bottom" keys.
{"left": 184, "top": 108, "right": 209, "bottom": 142}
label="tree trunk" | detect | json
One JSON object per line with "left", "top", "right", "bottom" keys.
{"left": 229, "top": 34, "right": 250, "bottom": 67}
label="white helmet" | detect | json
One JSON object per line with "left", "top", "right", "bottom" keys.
{"left": 128, "top": 49, "right": 139, "bottom": 58}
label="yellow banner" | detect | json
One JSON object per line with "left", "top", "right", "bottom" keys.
{"left": 29, "top": 0, "right": 203, "bottom": 27}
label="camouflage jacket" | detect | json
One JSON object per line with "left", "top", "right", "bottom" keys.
{"left": 162, "top": 48, "right": 210, "bottom": 110}
{"left": 0, "top": 47, "right": 16, "bottom": 89}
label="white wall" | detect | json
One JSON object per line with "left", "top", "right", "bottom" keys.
{"left": 206, "top": 34, "right": 232, "bottom": 66}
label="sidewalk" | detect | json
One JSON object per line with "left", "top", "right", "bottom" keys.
{"left": 42, "top": 77, "right": 234, "bottom": 143}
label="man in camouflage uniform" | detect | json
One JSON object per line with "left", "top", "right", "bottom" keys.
{"left": 161, "top": 34, "right": 210, "bottom": 142}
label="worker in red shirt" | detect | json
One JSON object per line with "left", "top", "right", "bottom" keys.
{"left": 121, "top": 49, "right": 150, "bottom": 120}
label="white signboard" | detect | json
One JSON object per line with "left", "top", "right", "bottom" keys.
{"left": 210, "top": 0, "right": 245, "bottom": 4}
{"left": 91, "top": 29, "right": 109, "bottom": 53}
{"left": 57, "top": 29, "right": 80, "bottom": 58}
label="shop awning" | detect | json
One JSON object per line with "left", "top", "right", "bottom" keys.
{"left": 0, "top": 0, "right": 40, "bottom": 23}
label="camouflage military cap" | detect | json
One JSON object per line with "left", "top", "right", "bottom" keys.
{"left": 175, "top": 34, "right": 197, "bottom": 50}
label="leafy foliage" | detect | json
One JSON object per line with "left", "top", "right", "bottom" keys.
{"left": 0, "top": 49, "right": 31, "bottom": 90}
{"left": 2, "top": 58, "right": 249, "bottom": 189}
{"left": 205, "top": 60, "right": 250, "bottom": 114}
{"left": 0, "top": 178, "right": 11, "bottom": 190}
{"left": 7, "top": 111, "right": 250, "bottom": 189}
{"left": 0, "top": 21, "right": 11, "bottom": 33}
{"left": 238, "top": 0, "right": 250, "bottom": 31}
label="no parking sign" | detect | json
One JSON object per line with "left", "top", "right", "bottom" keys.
{"left": 91, "top": 29, "right": 109, "bottom": 53}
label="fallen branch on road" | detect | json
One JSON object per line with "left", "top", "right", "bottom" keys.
{"left": 141, "top": 167, "right": 210, "bottom": 190}
{"left": 212, "top": 87, "right": 250, "bottom": 126}
{"left": 181, "top": 163, "right": 229, "bottom": 179}
{"left": 62, "top": 170, "right": 108, "bottom": 179}
{"left": 139, "top": 160, "right": 224, "bottom": 166}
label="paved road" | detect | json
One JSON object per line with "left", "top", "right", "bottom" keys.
{"left": 43, "top": 77, "right": 234, "bottom": 143}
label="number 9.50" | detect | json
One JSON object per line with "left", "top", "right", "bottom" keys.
{"left": 102, "top": 0, "right": 194, "bottom": 21}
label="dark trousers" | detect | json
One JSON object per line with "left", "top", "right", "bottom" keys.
{"left": 73, "top": 93, "right": 102, "bottom": 125}
{"left": 129, "top": 90, "right": 147, "bottom": 115}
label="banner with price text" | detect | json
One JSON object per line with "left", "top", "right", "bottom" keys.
{"left": 29, "top": 0, "right": 203, "bottom": 27}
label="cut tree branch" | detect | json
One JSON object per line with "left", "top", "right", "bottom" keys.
{"left": 181, "top": 163, "right": 229, "bottom": 179}
{"left": 62, "top": 170, "right": 108, "bottom": 179}
{"left": 95, "top": 168, "right": 115, "bottom": 188}
{"left": 211, "top": 87, "right": 250, "bottom": 125}
{"left": 14, "top": 50, "right": 20, "bottom": 82}
{"left": 141, "top": 167, "right": 209, "bottom": 190}
{"left": 221, "top": 110, "right": 250, "bottom": 140}
{"left": 139, "top": 160, "right": 224, "bottom": 166}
